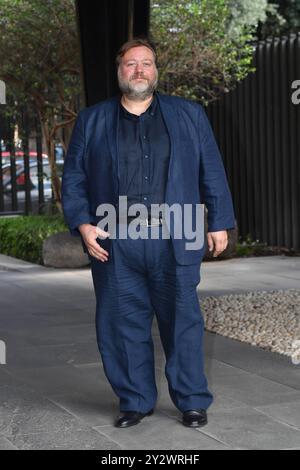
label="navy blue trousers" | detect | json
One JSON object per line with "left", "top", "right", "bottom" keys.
{"left": 89, "top": 223, "right": 213, "bottom": 413}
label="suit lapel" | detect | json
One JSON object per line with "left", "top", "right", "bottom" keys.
{"left": 156, "top": 92, "right": 180, "bottom": 182}
{"left": 105, "top": 96, "right": 120, "bottom": 195}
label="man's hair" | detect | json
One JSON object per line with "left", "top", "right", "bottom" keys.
{"left": 115, "top": 37, "right": 157, "bottom": 68}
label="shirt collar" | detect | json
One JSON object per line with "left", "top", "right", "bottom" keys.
{"left": 119, "top": 92, "right": 157, "bottom": 121}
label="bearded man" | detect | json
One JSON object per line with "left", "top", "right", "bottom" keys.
{"left": 62, "top": 38, "right": 235, "bottom": 429}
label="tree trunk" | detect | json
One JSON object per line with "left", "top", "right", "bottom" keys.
{"left": 40, "top": 118, "right": 62, "bottom": 214}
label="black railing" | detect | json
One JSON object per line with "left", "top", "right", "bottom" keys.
{"left": 207, "top": 33, "right": 300, "bottom": 251}
{"left": 0, "top": 111, "right": 58, "bottom": 216}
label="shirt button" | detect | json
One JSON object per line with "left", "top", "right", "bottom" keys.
{"left": 143, "top": 196, "right": 148, "bottom": 201}
{"left": 144, "top": 155, "right": 149, "bottom": 159}
{"left": 143, "top": 135, "right": 147, "bottom": 139}
{"left": 144, "top": 176, "right": 148, "bottom": 180}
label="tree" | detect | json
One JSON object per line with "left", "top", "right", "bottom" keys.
{"left": 258, "top": 0, "right": 300, "bottom": 39}
{"left": 0, "top": 0, "right": 82, "bottom": 212}
{"left": 150, "top": 0, "right": 282, "bottom": 103}
{"left": 150, "top": 0, "right": 258, "bottom": 104}
{"left": 226, "top": 0, "right": 283, "bottom": 39}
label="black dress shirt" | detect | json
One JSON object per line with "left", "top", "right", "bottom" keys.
{"left": 117, "top": 91, "right": 170, "bottom": 216}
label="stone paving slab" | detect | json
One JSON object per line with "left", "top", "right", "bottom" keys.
{"left": 0, "top": 254, "right": 300, "bottom": 450}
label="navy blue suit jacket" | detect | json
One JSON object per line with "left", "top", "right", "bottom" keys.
{"left": 61, "top": 91, "right": 235, "bottom": 265}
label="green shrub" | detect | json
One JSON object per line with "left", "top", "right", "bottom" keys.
{"left": 0, "top": 215, "right": 68, "bottom": 265}
{"left": 236, "top": 234, "right": 268, "bottom": 257}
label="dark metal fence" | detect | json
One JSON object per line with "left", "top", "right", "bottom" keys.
{"left": 207, "top": 33, "right": 300, "bottom": 251}
{"left": 0, "top": 111, "right": 57, "bottom": 216}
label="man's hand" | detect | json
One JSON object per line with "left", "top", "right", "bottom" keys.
{"left": 79, "top": 223, "right": 110, "bottom": 262}
{"left": 207, "top": 230, "right": 228, "bottom": 258}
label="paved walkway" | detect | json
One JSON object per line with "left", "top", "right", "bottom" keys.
{"left": 0, "top": 254, "right": 299, "bottom": 450}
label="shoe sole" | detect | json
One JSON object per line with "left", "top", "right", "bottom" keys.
{"left": 115, "top": 409, "right": 154, "bottom": 428}
{"left": 182, "top": 420, "right": 208, "bottom": 428}
{"left": 116, "top": 420, "right": 141, "bottom": 428}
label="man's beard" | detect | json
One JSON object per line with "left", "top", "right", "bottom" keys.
{"left": 117, "top": 68, "right": 158, "bottom": 101}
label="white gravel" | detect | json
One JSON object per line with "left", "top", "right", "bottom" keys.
{"left": 201, "top": 289, "right": 300, "bottom": 359}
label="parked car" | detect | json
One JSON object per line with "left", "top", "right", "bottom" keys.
{"left": 1, "top": 142, "right": 63, "bottom": 163}
{"left": 2, "top": 160, "right": 64, "bottom": 212}
{"left": 0, "top": 151, "right": 49, "bottom": 166}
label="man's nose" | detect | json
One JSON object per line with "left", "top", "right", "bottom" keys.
{"left": 135, "top": 63, "right": 144, "bottom": 73}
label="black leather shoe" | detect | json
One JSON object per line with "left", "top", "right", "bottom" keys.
{"left": 182, "top": 409, "right": 208, "bottom": 428}
{"left": 114, "top": 409, "right": 154, "bottom": 428}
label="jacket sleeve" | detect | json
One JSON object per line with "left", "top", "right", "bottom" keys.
{"left": 198, "top": 105, "right": 236, "bottom": 232}
{"left": 61, "top": 110, "right": 94, "bottom": 237}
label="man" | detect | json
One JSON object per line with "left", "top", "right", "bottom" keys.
{"left": 61, "top": 38, "right": 235, "bottom": 429}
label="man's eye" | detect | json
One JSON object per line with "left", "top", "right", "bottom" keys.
{"left": 126, "top": 62, "right": 152, "bottom": 67}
